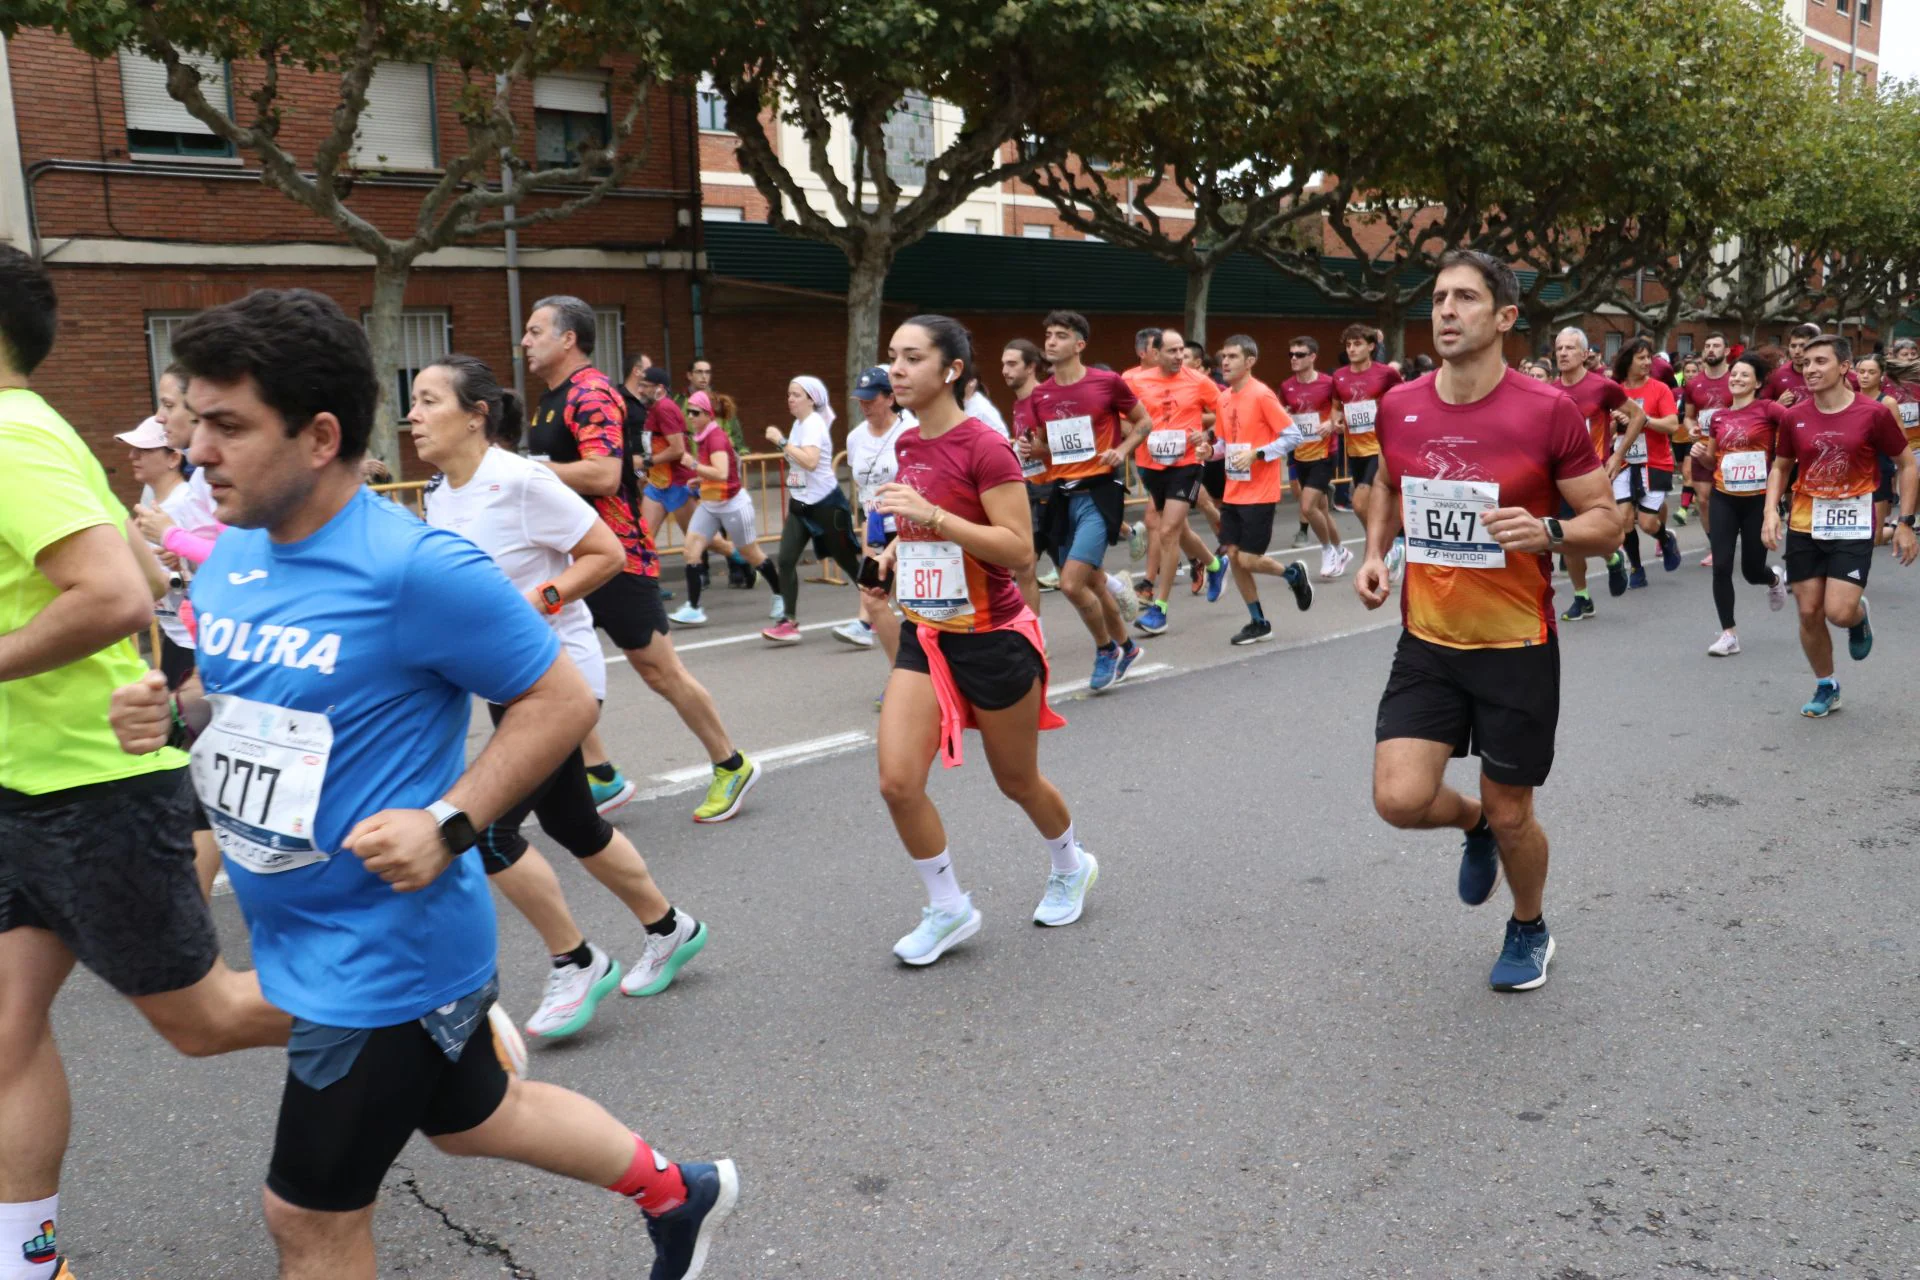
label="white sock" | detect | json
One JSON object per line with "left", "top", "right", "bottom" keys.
{"left": 0, "top": 1194, "right": 59, "bottom": 1280}
{"left": 1044, "top": 824, "right": 1083, "bottom": 875}
{"left": 914, "top": 850, "right": 966, "bottom": 913}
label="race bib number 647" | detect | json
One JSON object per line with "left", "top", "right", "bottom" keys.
{"left": 1401, "top": 477, "right": 1504, "bottom": 569}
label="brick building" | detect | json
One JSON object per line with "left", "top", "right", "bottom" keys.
{"left": 1789, "top": 0, "right": 1884, "bottom": 86}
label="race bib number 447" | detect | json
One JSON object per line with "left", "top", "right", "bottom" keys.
{"left": 191, "top": 694, "right": 332, "bottom": 876}
{"left": 1402, "top": 477, "right": 1504, "bottom": 569}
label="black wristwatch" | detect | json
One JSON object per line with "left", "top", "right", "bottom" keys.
{"left": 1543, "top": 516, "right": 1565, "bottom": 549}
{"left": 426, "top": 799, "right": 478, "bottom": 857}
{"left": 1901, "top": 514, "right": 1918, "bottom": 530}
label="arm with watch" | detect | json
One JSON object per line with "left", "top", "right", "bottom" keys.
{"left": 1890, "top": 448, "right": 1920, "bottom": 567}
{"left": 525, "top": 518, "right": 624, "bottom": 618}
{"left": 1483, "top": 465, "right": 1621, "bottom": 558}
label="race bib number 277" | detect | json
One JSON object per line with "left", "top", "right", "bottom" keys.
{"left": 191, "top": 694, "right": 333, "bottom": 876}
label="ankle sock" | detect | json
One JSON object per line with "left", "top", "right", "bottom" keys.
{"left": 1511, "top": 914, "right": 1544, "bottom": 930}
{"left": 1043, "top": 823, "right": 1083, "bottom": 875}
{"left": 716, "top": 751, "right": 744, "bottom": 773}
{"left": 645, "top": 906, "right": 678, "bottom": 937}
{"left": 0, "top": 1195, "right": 58, "bottom": 1280}
{"left": 553, "top": 940, "right": 593, "bottom": 970}
{"left": 1248, "top": 600, "right": 1266, "bottom": 623}
{"left": 586, "top": 762, "right": 617, "bottom": 784}
{"left": 1467, "top": 814, "right": 1492, "bottom": 841}
{"left": 608, "top": 1133, "right": 688, "bottom": 1216}
{"left": 915, "top": 850, "right": 966, "bottom": 912}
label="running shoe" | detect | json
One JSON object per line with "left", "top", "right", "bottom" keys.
{"left": 592, "top": 771, "right": 637, "bottom": 815}
{"left": 1135, "top": 604, "right": 1168, "bottom": 636}
{"left": 693, "top": 755, "right": 757, "bottom": 823}
{"left": 1769, "top": 565, "right": 1788, "bottom": 611}
{"left": 1291, "top": 525, "right": 1311, "bottom": 548}
{"left": 622, "top": 915, "right": 708, "bottom": 997}
{"left": 1627, "top": 566, "right": 1648, "bottom": 590}
{"left": 669, "top": 603, "right": 708, "bottom": 627}
{"left": 1317, "top": 544, "right": 1335, "bottom": 579}
{"left": 728, "top": 559, "right": 756, "bottom": 589}
{"left": 1089, "top": 647, "right": 1119, "bottom": 693}
{"left": 1204, "top": 556, "right": 1229, "bottom": 602}
{"left": 1559, "top": 595, "right": 1594, "bottom": 622}
{"left": 1188, "top": 555, "right": 1206, "bottom": 595}
{"left": 1283, "top": 561, "right": 1314, "bottom": 611}
{"left": 762, "top": 619, "right": 802, "bottom": 644}
{"left": 893, "top": 896, "right": 981, "bottom": 965}
{"left": 768, "top": 596, "right": 787, "bottom": 620}
{"left": 1606, "top": 553, "right": 1628, "bottom": 597}
{"left": 644, "top": 1158, "right": 740, "bottom": 1280}
{"left": 1848, "top": 597, "right": 1872, "bottom": 661}
{"left": 1330, "top": 545, "right": 1353, "bottom": 578}
{"left": 1107, "top": 573, "right": 1142, "bottom": 624}
{"left": 1114, "top": 639, "right": 1144, "bottom": 684}
{"left": 1801, "top": 680, "right": 1841, "bottom": 717}
{"left": 1385, "top": 537, "right": 1406, "bottom": 585}
{"left": 1707, "top": 630, "right": 1741, "bottom": 656}
{"left": 1230, "top": 618, "right": 1274, "bottom": 645}
{"left": 1458, "top": 824, "right": 1502, "bottom": 907}
{"left": 526, "top": 943, "right": 622, "bottom": 1040}
{"left": 1489, "top": 917, "right": 1555, "bottom": 992}
{"left": 1034, "top": 851, "right": 1099, "bottom": 926}
{"left": 1037, "top": 566, "right": 1060, "bottom": 591}
{"left": 488, "top": 1002, "right": 528, "bottom": 1078}
{"left": 1128, "top": 522, "right": 1147, "bottom": 561}
{"left": 832, "top": 619, "right": 876, "bottom": 648}
{"left": 1671, "top": 504, "right": 1690, "bottom": 527}
{"left": 1660, "top": 529, "right": 1682, "bottom": 572}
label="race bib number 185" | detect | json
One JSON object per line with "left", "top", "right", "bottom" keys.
{"left": 1401, "top": 477, "right": 1504, "bottom": 569}
{"left": 1046, "top": 414, "right": 1096, "bottom": 465}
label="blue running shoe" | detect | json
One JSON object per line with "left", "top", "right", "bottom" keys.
{"left": 1848, "top": 597, "right": 1872, "bottom": 661}
{"left": 645, "top": 1159, "right": 740, "bottom": 1280}
{"left": 1135, "top": 604, "right": 1168, "bottom": 636}
{"left": 1801, "top": 679, "right": 1840, "bottom": 717}
{"left": 591, "top": 770, "right": 636, "bottom": 815}
{"left": 1489, "top": 918, "right": 1555, "bottom": 992}
{"left": 1089, "top": 646, "right": 1119, "bottom": 693}
{"left": 1205, "top": 556, "right": 1230, "bottom": 602}
{"left": 1606, "top": 554, "right": 1629, "bottom": 597}
{"left": 1458, "top": 822, "right": 1501, "bottom": 906}
{"left": 1627, "top": 566, "right": 1648, "bottom": 590}
{"left": 1115, "top": 639, "right": 1144, "bottom": 684}
{"left": 1560, "top": 594, "right": 1593, "bottom": 622}
{"left": 1660, "top": 528, "right": 1681, "bottom": 572}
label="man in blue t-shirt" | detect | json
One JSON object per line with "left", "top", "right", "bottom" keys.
{"left": 108, "top": 289, "right": 737, "bottom": 1279}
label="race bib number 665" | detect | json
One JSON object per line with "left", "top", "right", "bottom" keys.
{"left": 1402, "top": 477, "right": 1504, "bottom": 569}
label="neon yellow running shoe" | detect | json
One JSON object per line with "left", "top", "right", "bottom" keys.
{"left": 694, "top": 755, "right": 757, "bottom": 824}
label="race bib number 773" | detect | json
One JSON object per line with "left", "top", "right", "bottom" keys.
{"left": 1401, "top": 477, "right": 1504, "bottom": 569}
{"left": 191, "top": 694, "right": 333, "bottom": 876}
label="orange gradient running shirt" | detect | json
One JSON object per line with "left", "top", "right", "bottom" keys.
{"left": 1774, "top": 395, "right": 1907, "bottom": 535}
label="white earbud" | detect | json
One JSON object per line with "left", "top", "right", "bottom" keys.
{"left": 943, "top": 369, "right": 957, "bottom": 384}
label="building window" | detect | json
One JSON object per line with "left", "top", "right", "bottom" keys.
{"left": 1603, "top": 331, "right": 1624, "bottom": 359}
{"left": 696, "top": 72, "right": 727, "bottom": 132}
{"left": 1673, "top": 333, "right": 1694, "bottom": 355}
{"left": 1021, "top": 223, "right": 1053, "bottom": 239}
{"left": 880, "top": 92, "right": 933, "bottom": 189}
{"left": 1861, "top": 0, "right": 1872, "bottom": 23}
{"left": 1835, "top": 0, "right": 1849, "bottom": 14}
{"left": 703, "top": 205, "right": 745, "bottom": 222}
{"left": 351, "top": 62, "right": 436, "bottom": 171}
{"left": 963, "top": 218, "right": 983, "bottom": 234}
{"left": 592, "top": 307, "right": 625, "bottom": 382}
{"left": 120, "top": 52, "right": 233, "bottom": 158}
{"left": 360, "top": 309, "right": 451, "bottom": 408}
{"left": 534, "top": 73, "right": 611, "bottom": 168}
{"left": 145, "top": 312, "right": 196, "bottom": 396}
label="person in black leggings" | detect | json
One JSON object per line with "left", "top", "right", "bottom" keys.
{"left": 1689, "top": 354, "right": 1791, "bottom": 656}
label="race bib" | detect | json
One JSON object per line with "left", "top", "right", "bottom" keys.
{"left": 1899, "top": 402, "right": 1918, "bottom": 429}
{"left": 1720, "top": 450, "right": 1767, "bottom": 493}
{"left": 1147, "top": 430, "right": 1186, "bottom": 463}
{"left": 1021, "top": 452, "right": 1047, "bottom": 479}
{"left": 1344, "top": 400, "right": 1378, "bottom": 434}
{"left": 1697, "top": 409, "right": 1717, "bottom": 435}
{"left": 1293, "top": 411, "right": 1323, "bottom": 439}
{"left": 1811, "top": 493, "right": 1873, "bottom": 540}
{"left": 191, "top": 694, "right": 332, "bottom": 876}
{"left": 1225, "top": 444, "right": 1254, "bottom": 482}
{"left": 896, "top": 539, "right": 969, "bottom": 622}
{"left": 640, "top": 429, "right": 653, "bottom": 460}
{"left": 1625, "top": 433, "right": 1648, "bottom": 464}
{"left": 1046, "top": 414, "right": 1096, "bottom": 465}
{"left": 1402, "top": 477, "right": 1503, "bottom": 570}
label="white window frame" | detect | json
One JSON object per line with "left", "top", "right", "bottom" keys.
{"left": 360, "top": 308, "right": 452, "bottom": 408}
{"left": 120, "top": 51, "right": 234, "bottom": 158}
{"left": 1021, "top": 223, "right": 1054, "bottom": 239}
{"left": 592, "top": 306, "right": 625, "bottom": 381}
{"left": 351, "top": 61, "right": 437, "bottom": 172}
{"left": 145, "top": 311, "right": 196, "bottom": 397}
{"left": 696, "top": 72, "right": 728, "bottom": 132}
{"left": 703, "top": 204, "right": 745, "bottom": 222}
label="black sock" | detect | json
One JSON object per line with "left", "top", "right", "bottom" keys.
{"left": 644, "top": 906, "right": 679, "bottom": 937}
{"left": 553, "top": 940, "right": 594, "bottom": 969}
{"left": 1467, "top": 814, "right": 1492, "bottom": 840}
{"left": 758, "top": 560, "right": 780, "bottom": 593}
{"left": 1099, "top": 641, "right": 1119, "bottom": 655}
{"left": 586, "top": 762, "right": 616, "bottom": 784}
{"left": 685, "top": 563, "right": 704, "bottom": 608}
{"left": 716, "top": 751, "right": 744, "bottom": 772}
{"left": 1511, "top": 914, "right": 1544, "bottom": 929}
{"left": 1624, "top": 528, "right": 1642, "bottom": 570}
{"left": 1298, "top": 520, "right": 1309, "bottom": 533}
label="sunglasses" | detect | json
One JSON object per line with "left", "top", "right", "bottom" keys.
{"left": 1289, "top": 351, "right": 1311, "bottom": 358}
{"left": 686, "top": 407, "right": 710, "bottom": 417}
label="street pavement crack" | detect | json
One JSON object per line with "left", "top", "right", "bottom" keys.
{"left": 392, "top": 1165, "right": 537, "bottom": 1279}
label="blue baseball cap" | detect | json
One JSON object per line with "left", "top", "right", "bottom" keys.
{"left": 852, "top": 366, "right": 893, "bottom": 400}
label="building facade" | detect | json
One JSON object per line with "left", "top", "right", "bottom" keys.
{"left": 1789, "top": 0, "right": 1883, "bottom": 85}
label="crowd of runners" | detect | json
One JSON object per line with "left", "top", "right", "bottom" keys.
{"left": 3, "top": 236, "right": 1916, "bottom": 1277}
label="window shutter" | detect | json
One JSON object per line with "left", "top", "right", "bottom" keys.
{"left": 119, "top": 52, "right": 226, "bottom": 135}
{"left": 351, "top": 62, "right": 436, "bottom": 171}
{"left": 534, "top": 73, "right": 608, "bottom": 115}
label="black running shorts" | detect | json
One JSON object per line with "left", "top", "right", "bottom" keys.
{"left": 1141, "top": 463, "right": 1204, "bottom": 510}
{"left": 1218, "top": 501, "right": 1277, "bottom": 556}
{"left": 267, "top": 1015, "right": 510, "bottom": 1212}
{"left": 586, "top": 571, "right": 671, "bottom": 651}
{"left": 474, "top": 704, "right": 614, "bottom": 873}
{"left": 1783, "top": 530, "right": 1873, "bottom": 587}
{"left": 1296, "top": 457, "right": 1336, "bottom": 493}
{"left": 1347, "top": 454, "right": 1381, "bottom": 489}
{"left": 1201, "top": 458, "right": 1227, "bottom": 503}
{"left": 895, "top": 624, "right": 1044, "bottom": 711}
{"left": 1375, "top": 631, "right": 1560, "bottom": 788}
{"left": 0, "top": 768, "right": 219, "bottom": 997}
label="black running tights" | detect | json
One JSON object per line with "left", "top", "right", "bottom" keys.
{"left": 1708, "top": 490, "right": 1773, "bottom": 629}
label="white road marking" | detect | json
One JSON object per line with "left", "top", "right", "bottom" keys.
{"left": 1048, "top": 661, "right": 1173, "bottom": 699}
{"left": 605, "top": 615, "right": 863, "bottom": 660}
{"left": 627, "top": 730, "right": 876, "bottom": 806}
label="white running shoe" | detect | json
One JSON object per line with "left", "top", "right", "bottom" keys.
{"left": 1037, "top": 566, "right": 1060, "bottom": 591}
{"left": 1127, "top": 522, "right": 1148, "bottom": 561}
{"left": 669, "top": 603, "right": 708, "bottom": 627}
{"left": 487, "top": 1002, "right": 529, "bottom": 1078}
{"left": 525, "top": 943, "right": 622, "bottom": 1040}
{"left": 622, "top": 914, "right": 709, "bottom": 996}
{"left": 1768, "top": 564, "right": 1788, "bottom": 612}
{"left": 1033, "top": 851, "right": 1099, "bottom": 927}
{"left": 1107, "top": 573, "right": 1142, "bottom": 623}
{"left": 1707, "top": 630, "right": 1741, "bottom": 656}
{"left": 893, "top": 897, "right": 981, "bottom": 966}
{"left": 833, "top": 619, "right": 876, "bottom": 648}
{"left": 1334, "top": 545, "right": 1353, "bottom": 578}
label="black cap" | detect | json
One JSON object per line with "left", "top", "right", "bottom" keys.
{"left": 643, "top": 366, "right": 671, "bottom": 387}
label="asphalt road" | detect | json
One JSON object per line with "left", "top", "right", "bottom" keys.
{"left": 49, "top": 504, "right": 1920, "bottom": 1278}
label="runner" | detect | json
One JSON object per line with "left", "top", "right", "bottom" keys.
{"left": 837, "top": 366, "right": 910, "bottom": 665}
{"left": 1606, "top": 337, "right": 1684, "bottom": 587}
{"left": 1685, "top": 354, "right": 1791, "bottom": 655}
{"left": 671, "top": 392, "right": 782, "bottom": 627}
{"left": 1357, "top": 251, "right": 1620, "bottom": 992}
{"left": 117, "top": 288, "right": 736, "bottom": 1277}
{"left": 413, "top": 355, "right": 709, "bottom": 1039}
{"left": 1331, "top": 322, "right": 1405, "bottom": 581}
{"left": 1854, "top": 353, "right": 1904, "bottom": 541}
{"left": 1761, "top": 334, "right": 1919, "bottom": 717}
{"left": 631, "top": 366, "right": 705, "bottom": 551}
{"left": 1280, "top": 337, "right": 1350, "bottom": 580}
{"left": 865, "top": 314, "right": 1094, "bottom": 965}
{"left": 1883, "top": 345, "right": 1920, "bottom": 460}
{"left": 1027, "top": 310, "right": 1151, "bottom": 693}
{"left": 763, "top": 376, "right": 864, "bottom": 643}
{"left": 1, "top": 250, "right": 292, "bottom": 1280}
{"left": 1552, "top": 326, "right": 1638, "bottom": 616}
{"left": 1762, "top": 323, "right": 1822, "bottom": 406}
{"left": 1121, "top": 326, "right": 1225, "bottom": 635}
{"left": 1002, "top": 338, "right": 1059, "bottom": 606}
{"left": 1208, "top": 334, "right": 1315, "bottom": 644}
{"left": 1675, "top": 332, "right": 1733, "bottom": 554}
{"left": 522, "top": 295, "right": 758, "bottom": 825}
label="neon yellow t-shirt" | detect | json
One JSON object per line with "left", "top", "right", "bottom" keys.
{"left": 0, "top": 389, "right": 186, "bottom": 795}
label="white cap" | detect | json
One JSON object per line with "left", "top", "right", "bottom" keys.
{"left": 115, "top": 414, "right": 170, "bottom": 450}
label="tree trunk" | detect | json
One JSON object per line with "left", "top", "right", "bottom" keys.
{"left": 843, "top": 239, "right": 894, "bottom": 437}
{"left": 1184, "top": 260, "right": 1215, "bottom": 349}
{"left": 364, "top": 261, "right": 411, "bottom": 470}
{"left": 1373, "top": 298, "right": 1407, "bottom": 362}
{"left": 1521, "top": 303, "right": 1560, "bottom": 356}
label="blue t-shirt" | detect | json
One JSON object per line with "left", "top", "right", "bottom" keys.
{"left": 190, "top": 487, "right": 559, "bottom": 1026}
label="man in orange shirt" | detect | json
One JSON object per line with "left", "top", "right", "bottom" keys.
{"left": 1206, "top": 335, "right": 1314, "bottom": 644}
{"left": 1122, "top": 327, "right": 1226, "bottom": 635}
